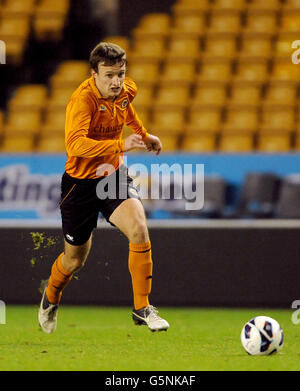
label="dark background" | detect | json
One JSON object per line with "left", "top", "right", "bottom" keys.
{"left": 1, "top": 226, "right": 299, "bottom": 308}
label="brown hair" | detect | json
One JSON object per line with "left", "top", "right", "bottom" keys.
{"left": 89, "top": 42, "right": 127, "bottom": 72}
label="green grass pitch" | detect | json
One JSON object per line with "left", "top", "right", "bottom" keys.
{"left": 0, "top": 306, "right": 299, "bottom": 371}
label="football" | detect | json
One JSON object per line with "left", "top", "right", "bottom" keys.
{"left": 241, "top": 316, "right": 284, "bottom": 355}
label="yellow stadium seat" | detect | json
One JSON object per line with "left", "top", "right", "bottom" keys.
{"left": 257, "top": 134, "right": 291, "bottom": 152}
{"left": 171, "top": 13, "right": 206, "bottom": 35}
{"left": 160, "top": 61, "right": 195, "bottom": 86}
{"left": 229, "top": 81, "right": 262, "bottom": 105}
{"left": 181, "top": 134, "right": 216, "bottom": 152}
{"left": 37, "top": 134, "right": 65, "bottom": 153}
{"left": 219, "top": 133, "right": 254, "bottom": 152}
{"left": 212, "top": 0, "right": 247, "bottom": 10}
{"left": 41, "top": 109, "right": 66, "bottom": 134}
{"left": 234, "top": 58, "right": 269, "bottom": 83}
{"left": 132, "top": 13, "right": 170, "bottom": 39}
{"left": 285, "top": 0, "right": 300, "bottom": 9}
{"left": 133, "top": 107, "right": 150, "bottom": 127}
{"left": 102, "top": 36, "right": 131, "bottom": 53}
{"left": 150, "top": 107, "right": 186, "bottom": 134}
{"left": 223, "top": 105, "right": 259, "bottom": 131}
{"left": 192, "top": 85, "right": 227, "bottom": 106}
{"left": 1, "top": 0, "right": 35, "bottom": 17}
{"left": 47, "top": 88, "right": 74, "bottom": 110}
{"left": 0, "top": 17, "right": 30, "bottom": 39}
{"left": 2, "top": 38, "right": 26, "bottom": 65}
{"left": 187, "top": 107, "right": 222, "bottom": 133}
{"left": 50, "top": 61, "right": 90, "bottom": 88}
{"left": 154, "top": 86, "right": 190, "bottom": 108}
{"left": 260, "top": 106, "right": 296, "bottom": 131}
{"left": 4, "top": 112, "right": 41, "bottom": 135}
{"left": 159, "top": 135, "right": 179, "bottom": 151}
{"left": 239, "top": 32, "right": 273, "bottom": 59}
{"left": 127, "top": 61, "right": 160, "bottom": 86}
{"left": 167, "top": 35, "right": 201, "bottom": 60}
{"left": 281, "top": 10, "right": 300, "bottom": 33}
{"left": 275, "top": 32, "right": 299, "bottom": 58}
{"left": 271, "top": 59, "right": 300, "bottom": 82}
{"left": 248, "top": 0, "right": 282, "bottom": 10}
{"left": 130, "top": 37, "right": 165, "bottom": 62}
{"left": 208, "top": 9, "right": 241, "bottom": 33}
{"left": 131, "top": 85, "right": 154, "bottom": 108}
{"left": 172, "top": 0, "right": 211, "bottom": 15}
{"left": 244, "top": 9, "right": 278, "bottom": 33}
{"left": 264, "top": 81, "right": 297, "bottom": 104}
{"left": 204, "top": 33, "right": 237, "bottom": 58}
{"left": 1, "top": 135, "right": 35, "bottom": 153}
{"left": 8, "top": 84, "right": 48, "bottom": 112}
{"left": 198, "top": 58, "right": 233, "bottom": 82}
{"left": 33, "top": 0, "right": 70, "bottom": 41}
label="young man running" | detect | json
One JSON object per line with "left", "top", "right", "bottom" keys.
{"left": 38, "top": 42, "right": 169, "bottom": 333}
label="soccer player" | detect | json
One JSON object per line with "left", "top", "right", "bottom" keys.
{"left": 38, "top": 42, "right": 169, "bottom": 333}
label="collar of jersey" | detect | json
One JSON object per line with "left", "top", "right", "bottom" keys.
{"left": 89, "top": 76, "right": 128, "bottom": 104}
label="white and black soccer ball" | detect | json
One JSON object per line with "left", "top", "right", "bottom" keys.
{"left": 241, "top": 316, "right": 284, "bottom": 356}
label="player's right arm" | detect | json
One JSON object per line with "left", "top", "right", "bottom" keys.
{"left": 65, "top": 97, "right": 145, "bottom": 157}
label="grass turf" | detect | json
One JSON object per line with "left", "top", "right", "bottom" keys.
{"left": 0, "top": 306, "right": 298, "bottom": 371}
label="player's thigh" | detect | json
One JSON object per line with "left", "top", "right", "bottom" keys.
{"left": 109, "top": 198, "right": 149, "bottom": 241}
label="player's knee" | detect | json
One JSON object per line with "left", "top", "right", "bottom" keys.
{"left": 130, "top": 220, "right": 149, "bottom": 243}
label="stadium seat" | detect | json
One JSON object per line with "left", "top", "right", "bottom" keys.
{"left": 197, "top": 58, "right": 233, "bottom": 83}
{"left": 159, "top": 61, "right": 195, "bottom": 86}
{"left": 158, "top": 135, "right": 179, "bottom": 151}
{"left": 236, "top": 172, "right": 280, "bottom": 218}
{"left": 219, "top": 133, "right": 254, "bottom": 152}
{"left": 223, "top": 104, "right": 259, "bottom": 131}
{"left": 132, "top": 13, "right": 171, "bottom": 39}
{"left": 187, "top": 107, "right": 222, "bottom": 133}
{"left": 150, "top": 107, "right": 186, "bottom": 134}
{"left": 4, "top": 111, "right": 41, "bottom": 135}
{"left": 0, "top": 17, "right": 30, "bottom": 39}
{"left": 172, "top": 0, "right": 211, "bottom": 15}
{"left": 132, "top": 107, "right": 150, "bottom": 128}
{"left": 154, "top": 86, "right": 190, "bottom": 108}
{"left": 1, "top": 0, "right": 35, "bottom": 17}
{"left": 192, "top": 85, "right": 227, "bottom": 107}
{"left": 247, "top": 0, "right": 282, "bottom": 10}
{"left": 208, "top": 9, "right": 241, "bottom": 33}
{"left": 229, "top": 81, "right": 262, "bottom": 105}
{"left": 212, "top": 0, "right": 247, "bottom": 10}
{"left": 171, "top": 13, "right": 206, "bottom": 36}
{"left": 234, "top": 58, "right": 269, "bottom": 83}
{"left": 130, "top": 37, "right": 166, "bottom": 62}
{"left": 8, "top": 84, "right": 48, "bottom": 112}
{"left": 47, "top": 88, "right": 74, "bottom": 111}
{"left": 280, "top": 9, "right": 300, "bottom": 33}
{"left": 284, "top": 0, "right": 300, "bottom": 9}
{"left": 167, "top": 35, "right": 201, "bottom": 61}
{"left": 275, "top": 32, "right": 299, "bottom": 58}
{"left": 257, "top": 134, "right": 291, "bottom": 152}
{"left": 270, "top": 59, "right": 300, "bottom": 82}
{"left": 244, "top": 9, "right": 278, "bottom": 33}
{"left": 33, "top": 0, "right": 70, "bottom": 41}
{"left": 50, "top": 61, "right": 90, "bottom": 89}
{"left": 1, "top": 134, "right": 35, "bottom": 152}
{"left": 131, "top": 85, "right": 154, "bottom": 108}
{"left": 260, "top": 106, "right": 296, "bottom": 131}
{"left": 37, "top": 134, "right": 65, "bottom": 153}
{"left": 181, "top": 134, "right": 216, "bottom": 152}
{"left": 127, "top": 61, "right": 160, "bottom": 86}
{"left": 239, "top": 32, "right": 273, "bottom": 59}
{"left": 204, "top": 33, "right": 237, "bottom": 58}
{"left": 41, "top": 109, "right": 66, "bottom": 134}
{"left": 278, "top": 175, "right": 300, "bottom": 218}
{"left": 263, "top": 81, "right": 297, "bottom": 105}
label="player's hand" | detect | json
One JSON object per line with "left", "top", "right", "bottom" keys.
{"left": 144, "top": 134, "right": 162, "bottom": 155}
{"left": 124, "top": 134, "right": 147, "bottom": 152}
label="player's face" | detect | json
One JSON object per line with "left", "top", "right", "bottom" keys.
{"left": 92, "top": 62, "right": 126, "bottom": 99}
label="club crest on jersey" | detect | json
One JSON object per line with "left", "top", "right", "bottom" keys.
{"left": 99, "top": 105, "right": 106, "bottom": 111}
{"left": 121, "top": 98, "right": 128, "bottom": 108}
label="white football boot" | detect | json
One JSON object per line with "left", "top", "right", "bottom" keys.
{"left": 132, "top": 305, "right": 169, "bottom": 332}
{"left": 38, "top": 284, "right": 58, "bottom": 334}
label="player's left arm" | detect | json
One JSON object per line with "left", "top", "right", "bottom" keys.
{"left": 126, "top": 103, "right": 162, "bottom": 155}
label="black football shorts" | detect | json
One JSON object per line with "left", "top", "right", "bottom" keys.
{"left": 60, "top": 165, "right": 140, "bottom": 246}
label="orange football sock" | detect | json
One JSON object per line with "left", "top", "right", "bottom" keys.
{"left": 46, "top": 253, "right": 73, "bottom": 304}
{"left": 128, "top": 241, "right": 153, "bottom": 310}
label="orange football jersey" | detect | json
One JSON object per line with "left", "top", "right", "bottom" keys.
{"left": 64, "top": 76, "right": 148, "bottom": 179}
